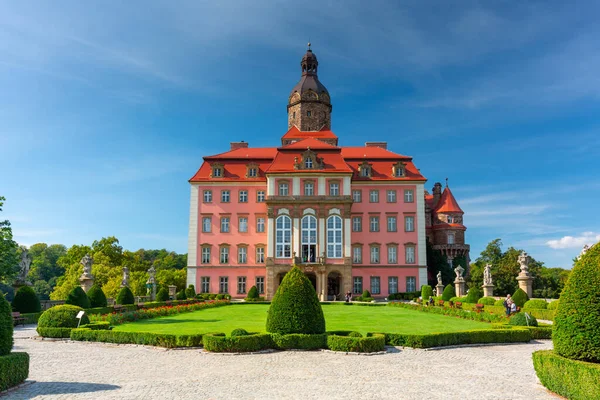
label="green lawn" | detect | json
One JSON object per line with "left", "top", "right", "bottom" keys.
{"left": 112, "top": 304, "right": 493, "bottom": 336}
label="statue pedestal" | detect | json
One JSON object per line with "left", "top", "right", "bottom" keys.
{"left": 482, "top": 284, "right": 495, "bottom": 298}
{"left": 436, "top": 284, "right": 445, "bottom": 298}
{"left": 454, "top": 278, "right": 466, "bottom": 297}
{"left": 12, "top": 280, "right": 32, "bottom": 294}
{"left": 516, "top": 274, "right": 533, "bottom": 298}
{"left": 168, "top": 285, "right": 177, "bottom": 299}
{"left": 79, "top": 275, "right": 94, "bottom": 293}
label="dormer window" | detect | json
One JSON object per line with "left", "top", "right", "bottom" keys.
{"left": 295, "top": 148, "right": 323, "bottom": 170}
{"left": 305, "top": 158, "right": 313, "bottom": 169}
{"left": 392, "top": 161, "right": 406, "bottom": 177}
{"left": 358, "top": 161, "right": 372, "bottom": 177}
{"left": 211, "top": 163, "right": 224, "bottom": 178}
{"left": 246, "top": 163, "right": 259, "bottom": 178}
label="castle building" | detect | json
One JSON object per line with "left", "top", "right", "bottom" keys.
{"left": 187, "top": 45, "right": 469, "bottom": 300}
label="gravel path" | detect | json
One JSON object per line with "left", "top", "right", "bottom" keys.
{"left": 7, "top": 326, "right": 559, "bottom": 400}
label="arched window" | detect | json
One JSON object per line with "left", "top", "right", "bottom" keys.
{"left": 275, "top": 215, "right": 292, "bottom": 258}
{"left": 327, "top": 215, "right": 343, "bottom": 258}
{"left": 301, "top": 215, "right": 317, "bottom": 263}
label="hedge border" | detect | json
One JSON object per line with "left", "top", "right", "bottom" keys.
{"left": 20, "top": 312, "right": 42, "bottom": 324}
{"left": 0, "top": 352, "right": 29, "bottom": 392}
{"left": 270, "top": 333, "right": 327, "bottom": 350}
{"left": 70, "top": 328, "right": 200, "bottom": 348}
{"left": 37, "top": 327, "right": 74, "bottom": 338}
{"left": 203, "top": 333, "right": 274, "bottom": 352}
{"left": 327, "top": 333, "right": 385, "bottom": 353}
{"left": 369, "top": 329, "right": 532, "bottom": 348}
{"left": 533, "top": 350, "right": 600, "bottom": 400}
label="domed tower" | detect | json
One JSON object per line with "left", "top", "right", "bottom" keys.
{"left": 287, "top": 44, "right": 332, "bottom": 131}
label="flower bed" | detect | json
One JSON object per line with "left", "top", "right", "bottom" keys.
{"left": 89, "top": 300, "right": 230, "bottom": 325}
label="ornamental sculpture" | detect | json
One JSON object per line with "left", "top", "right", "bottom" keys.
{"left": 121, "top": 266, "right": 130, "bottom": 287}
{"left": 437, "top": 271, "right": 442, "bottom": 286}
{"left": 518, "top": 251, "right": 530, "bottom": 276}
{"left": 483, "top": 264, "right": 493, "bottom": 285}
{"left": 17, "top": 250, "right": 32, "bottom": 283}
{"left": 80, "top": 254, "right": 94, "bottom": 278}
{"left": 454, "top": 265, "right": 464, "bottom": 279}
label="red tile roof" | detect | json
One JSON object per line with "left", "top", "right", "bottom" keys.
{"left": 434, "top": 187, "right": 464, "bottom": 214}
{"left": 281, "top": 126, "right": 338, "bottom": 140}
{"left": 341, "top": 147, "right": 410, "bottom": 159}
{"left": 266, "top": 151, "right": 352, "bottom": 173}
{"left": 280, "top": 137, "right": 339, "bottom": 150}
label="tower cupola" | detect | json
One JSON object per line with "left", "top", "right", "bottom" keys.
{"left": 288, "top": 43, "right": 332, "bottom": 131}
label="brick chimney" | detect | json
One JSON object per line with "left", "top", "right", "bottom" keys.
{"left": 230, "top": 141, "right": 249, "bottom": 151}
{"left": 365, "top": 142, "right": 387, "bottom": 149}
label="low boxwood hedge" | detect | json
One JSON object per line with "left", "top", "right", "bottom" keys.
{"left": 526, "top": 309, "right": 555, "bottom": 321}
{"left": 270, "top": 333, "right": 327, "bottom": 350}
{"left": 528, "top": 326, "right": 552, "bottom": 340}
{"left": 71, "top": 328, "right": 183, "bottom": 348}
{"left": 327, "top": 333, "right": 385, "bottom": 353}
{"left": 203, "top": 332, "right": 273, "bottom": 352}
{"left": 81, "top": 322, "right": 110, "bottom": 330}
{"left": 370, "top": 329, "right": 531, "bottom": 348}
{"left": 37, "top": 327, "right": 73, "bottom": 338}
{"left": 0, "top": 352, "right": 29, "bottom": 392}
{"left": 533, "top": 350, "right": 600, "bottom": 400}
{"left": 523, "top": 299, "right": 548, "bottom": 310}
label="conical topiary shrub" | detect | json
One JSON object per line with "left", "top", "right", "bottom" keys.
{"left": 554, "top": 243, "right": 600, "bottom": 362}
{"left": 156, "top": 288, "right": 169, "bottom": 302}
{"left": 421, "top": 285, "right": 433, "bottom": 300}
{"left": 65, "top": 286, "right": 91, "bottom": 309}
{"left": 246, "top": 285, "right": 259, "bottom": 300}
{"left": 0, "top": 294, "right": 13, "bottom": 356}
{"left": 12, "top": 286, "right": 41, "bottom": 313}
{"left": 86, "top": 285, "right": 107, "bottom": 308}
{"left": 441, "top": 284, "right": 455, "bottom": 301}
{"left": 465, "top": 287, "right": 482, "bottom": 304}
{"left": 116, "top": 286, "right": 135, "bottom": 305}
{"left": 266, "top": 266, "right": 325, "bottom": 334}
{"left": 185, "top": 285, "right": 196, "bottom": 299}
{"left": 176, "top": 290, "right": 186, "bottom": 300}
{"left": 511, "top": 288, "right": 529, "bottom": 308}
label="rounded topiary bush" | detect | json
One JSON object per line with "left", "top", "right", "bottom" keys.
{"left": 547, "top": 300, "right": 559, "bottom": 310}
{"left": 246, "top": 286, "right": 259, "bottom": 300}
{"left": 421, "top": 285, "right": 433, "bottom": 300}
{"left": 465, "top": 287, "right": 482, "bottom": 304}
{"left": 65, "top": 286, "right": 91, "bottom": 309}
{"left": 0, "top": 294, "right": 14, "bottom": 356}
{"left": 12, "top": 286, "right": 41, "bottom": 313}
{"left": 86, "top": 285, "right": 107, "bottom": 308}
{"left": 349, "top": 331, "right": 362, "bottom": 338}
{"left": 554, "top": 243, "right": 600, "bottom": 362}
{"left": 478, "top": 297, "right": 496, "bottom": 306}
{"left": 266, "top": 266, "right": 325, "bottom": 335}
{"left": 216, "top": 294, "right": 224, "bottom": 300}
{"left": 156, "top": 288, "right": 169, "bottom": 302}
{"left": 441, "top": 284, "right": 455, "bottom": 301}
{"left": 185, "top": 285, "right": 196, "bottom": 299}
{"left": 37, "top": 304, "right": 90, "bottom": 328}
{"left": 511, "top": 288, "right": 529, "bottom": 308}
{"left": 494, "top": 299, "right": 505, "bottom": 307}
{"left": 231, "top": 328, "right": 249, "bottom": 337}
{"left": 509, "top": 312, "right": 538, "bottom": 327}
{"left": 362, "top": 290, "right": 371, "bottom": 299}
{"left": 523, "top": 299, "right": 548, "bottom": 310}
{"left": 116, "top": 286, "right": 135, "bottom": 305}
{"left": 176, "top": 290, "right": 186, "bottom": 300}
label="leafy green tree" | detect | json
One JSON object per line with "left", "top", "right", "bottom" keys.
{"left": 0, "top": 197, "right": 18, "bottom": 282}
{"left": 27, "top": 243, "right": 67, "bottom": 283}
{"left": 32, "top": 280, "right": 53, "bottom": 300}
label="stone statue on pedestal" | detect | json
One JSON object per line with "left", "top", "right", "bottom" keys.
{"left": 454, "top": 265, "right": 464, "bottom": 279}
{"left": 518, "top": 251, "right": 530, "bottom": 276}
{"left": 121, "top": 267, "right": 129, "bottom": 287}
{"left": 17, "top": 250, "right": 32, "bottom": 283}
{"left": 437, "top": 271, "right": 442, "bottom": 286}
{"left": 453, "top": 265, "right": 465, "bottom": 296}
{"left": 146, "top": 266, "right": 157, "bottom": 300}
{"left": 79, "top": 254, "right": 94, "bottom": 292}
{"left": 516, "top": 251, "right": 533, "bottom": 298}
{"left": 483, "top": 264, "right": 493, "bottom": 285}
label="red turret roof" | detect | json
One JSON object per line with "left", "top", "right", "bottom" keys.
{"left": 434, "top": 187, "right": 464, "bottom": 214}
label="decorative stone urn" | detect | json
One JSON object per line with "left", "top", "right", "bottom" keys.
{"left": 454, "top": 265, "right": 466, "bottom": 297}
{"left": 516, "top": 251, "right": 533, "bottom": 298}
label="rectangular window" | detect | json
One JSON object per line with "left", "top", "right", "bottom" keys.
{"left": 304, "top": 182, "right": 314, "bottom": 196}
{"left": 248, "top": 168, "right": 258, "bottom": 177}
{"left": 238, "top": 217, "right": 248, "bottom": 233}
{"left": 278, "top": 182, "right": 289, "bottom": 196}
{"left": 370, "top": 276, "right": 381, "bottom": 294}
{"left": 406, "top": 246, "right": 415, "bottom": 264}
{"left": 256, "top": 191, "right": 265, "bottom": 202}
{"left": 202, "top": 217, "right": 212, "bottom": 233}
{"left": 352, "top": 216, "right": 362, "bottom": 232}
{"left": 203, "top": 190, "right": 212, "bottom": 203}
{"left": 238, "top": 247, "right": 247, "bottom": 264}
{"left": 352, "top": 246, "right": 362, "bottom": 263}
{"left": 213, "top": 168, "right": 222, "bottom": 177}
{"left": 256, "top": 276, "right": 265, "bottom": 294}
{"left": 370, "top": 216, "right": 380, "bottom": 232}
{"left": 369, "top": 190, "right": 379, "bottom": 203}
{"left": 352, "top": 190, "right": 362, "bottom": 203}
{"left": 201, "top": 277, "right": 210, "bottom": 293}
{"left": 329, "top": 182, "right": 339, "bottom": 196}
{"left": 221, "top": 190, "right": 230, "bottom": 203}
{"left": 405, "top": 216, "right": 415, "bottom": 232}
{"left": 448, "top": 232, "right": 455, "bottom": 244}
{"left": 239, "top": 190, "right": 248, "bottom": 203}
{"left": 220, "top": 217, "right": 230, "bottom": 233}
{"left": 237, "top": 276, "right": 246, "bottom": 294}
{"left": 219, "top": 276, "right": 228, "bottom": 294}
{"left": 387, "top": 216, "right": 397, "bottom": 232}
{"left": 388, "top": 246, "right": 397, "bottom": 264}
{"left": 220, "top": 247, "right": 229, "bottom": 264}
{"left": 201, "top": 247, "right": 211, "bottom": 264}
{"left": 388, "top": 276, "right": 398, "bottom": 294}
{"left": 404, "top": 189, "right": 414, "bottom": 203}
{"left": 447, "top": 215, "right": 453, "bottom": 223}
{"left": 387, "top": 190, "right": 396, "bottom": 203}
{"left": 361, "top": 166, "right": 371, "bottom": 177}
{"left": 406, "top": 276, "right": 416, "bottom": 293}
{"left": 370, "top": 246, "right": 380, "bottom": 264}
{"left": 256, "top": 247, "right": 265, "bottom": 263}
{"left": 353, "top": 277, "right": 363, "bottom": 294}
{"left": 256, "top": 217, "right": 265, "bottom": 233}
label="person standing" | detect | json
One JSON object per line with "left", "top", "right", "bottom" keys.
{"left": 503, "top": 294, "right": 512, "bottom": 316}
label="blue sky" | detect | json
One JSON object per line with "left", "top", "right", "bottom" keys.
{"left": 1, "top": 1, "right": 599, "bottom": 269}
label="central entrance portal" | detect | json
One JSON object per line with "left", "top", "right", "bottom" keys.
{"left": 327, "top": 271, "right": 341, "bottom": 300}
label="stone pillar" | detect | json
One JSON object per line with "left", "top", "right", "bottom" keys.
{"left": 482, "top": 284, "right": 494, "bottom": 298}
{"left": 168, "top": 285, "right": 177, "bottom": 299}
{"left": 516, "top": 251, "right": 533, "bottom": 298}
{"left": 436, "top": 283, "right": 445, "bottom": 298}
{"left": 319, "top": 271, "right": 327, "bottom": 301}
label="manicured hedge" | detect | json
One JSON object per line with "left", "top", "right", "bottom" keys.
{"left": 37, "top": 327, "right": 73, "bottom": 338}
{"left": 372, "top": 329, "right": 531, "bottom": 348}
{"left": 478, "top": 297, "right": 496, "bottom": 306}
{"left": 494, "top": 299, "right": 505, "bottom": 307}
{"left": 465, "top": 287, "right": 482, "bottom": 304}
{"left": 0, "top": 352, "right": 29, "bottom": 392}
{"left": 511, "top": 288, "right": 529, "bottom": 308}
{"left": 327, "top": 333, "right": 385, "bottom": 353}
{"left": 441, "top": 284, "right": 455, "bottom": 301}
{"left": 533, "top": 350, "right": 600, "bottom": 400}
{"left": 0, "top": 295, "right": 13, "bottom": 356}
{"left": 81, "top": 321, "right": 110, "bottom": 330}
{"left": 12, "top": 286, "right": 41, "bottom": 313}
{"left": 387, "top": 291, "right": 420, "bottom": 300}
{"left": 156, "top": 288, "right": 169, "bottom": 302}
{"left": 271, "top": 333, "right": 327, "bottom": 350}
{"left": 388, "top": 302, "right": 507, "bottom": 323}
{"left": 185, "top": 285, "right": 196, "bottom": 299}
{"left": 203, "top": 332, "right": 273, "bottom": 352}
{"left": 421, "top": 285, "right": 433, "bottom": 301}
{"left": 70, "top": 328, "right": 194, "bottom": 348}
{"left": 523, "top": 299, "right": 548, "bottom": 310}
{"left": 528, "top": 326, "right": 552, "bottom": 340}
{"left": 116, "top": 287, "right": 135, "bottom": 305}
{"left": 37, "top": 304, "right": 90, "bottom": 338}
{"left": 547, "top": 300, "right": 559, "bottom": 310}
{"left": 86, "top": 285, "right": 107, "bottom": 308}
{"left": 509, "top": 312, "right": 538, "bottom": 327}
{"left": 526, "top": 309, "right": 555, "bottom": 321}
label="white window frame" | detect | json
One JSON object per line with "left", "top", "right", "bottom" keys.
{"left": 387, "top": 216, "right": 397, "bottom": 232}
{"left": 304, "top": 182, "right": 314, "bottom": 196}
{"left": 388, "top": 276, "right": 398, "bottom": 294}
{"left": 406, "top": 246, "right": 415, "bottom": 264}
{"left": 404, "top": 189, "right": 414, "bottom": 203}
{"left": 353, "top": 277, "right": 363, "bottom": 294}
{"left": 256, "top": 276, "right": 265, "bottom": 294}
{"left": 406, "top": 276, "right": 416, "bottom": 292}
{"left": 305, "top": 158, "right": 313, "bottom": 169}
{"left": 370, "top": 276, "right": 381, "bottom": 294}
{"left": 202, "top": 217, "right": 211, "bottom": 233}
{"left": 388, "top": 245, "right": 397, "bottom": 264}
{"left": 221, "top": 190, "right": 230, "bottom": 203}
{"left": 326, "top": 215, "right": 343, "bottom": 258}
{"left": 448, "top": 232, "right": 455, "bottom": 244}
{"left": 248, "top": 168, "right": 258, "bottom": 177}
{"left": 329, "top": 182, "right": 339, "bottom": 196}
{"left": 239, "top": 217, "right": 248, "bottom": 233}
{"left": 239, "top": 190, "right": 248, "bottom": 203}
{"left": 352, "top": 216, "right": 362, "bottom": 232}
{"left": 387, "top": 190, "right": 396, "bottom": 203}
{"left": 301, "top": 215, "right": 318, "bottom": 263}
{"left": 219, "top": 247, "right": 229, "bottom": 264}
{"left": 405, "top": 216, "right": 415, "bottom": 232}
{"left": 201, "top": 247, "right": 211, "bottom": 264}
{"left": 370, "top": 246, "right": 380, "bottom": 264}
{"left": 237, "top": 276, "right": 247, "bottom": 294}
{"left": 201, "top": 277, "right": 210, "bottom": 293}
{"left": 203, "top": 190, "right": 212, "bottom": 203}
{"left": 370, "top": 216, "right": 379, "bottom": 232}
{"left": 256, "top": 217, "right": 265, "bottom": 233}
{"left": 219, "top": 276, "right": 228, "bottom": 294}
{"left": 257, "top": 191, "right": 265, "bottom": 202}
{"left": 352, "top": 246, "right": 362, "bottom": 263}
{"left": 220, "top": 217, "right": 230, "bottom": 233}
{"left": 238, "top": 247, "right": 247, "bottom": 264}
{"left": 352, "top": 190, "right": 362, "bottom": 202}
{"left": 275, "top": 215, "right": 292, "bottom": 258}
{"left": 256, "top": 247, "right": 265, "bottom": 263}
{"left": 369, "top": 190, "right": 379, "bottom": 203}
{"left": 278, "top": 182, "right": 289, "bottom": 196}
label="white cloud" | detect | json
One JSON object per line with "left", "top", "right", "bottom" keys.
{"left": 546, "top": 232, "right": 600, "bottom": 249}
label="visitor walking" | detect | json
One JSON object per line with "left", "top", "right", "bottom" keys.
{"left": 503, "top": 294, "right": 512, "bottom": 316}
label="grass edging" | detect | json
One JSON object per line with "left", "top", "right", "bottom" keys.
{"left": 533, "top": 350, "right": 600, "bottom": 400}
{"left": 0, "top": 352, "right": 29, "bottom": 392}
{"left": 369, "top": 328, "right": 532, "bottom": 348}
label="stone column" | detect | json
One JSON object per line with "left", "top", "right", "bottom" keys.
{"left": 168, "top": 285, "right": 177, "bottom": 299}
{"left": 482, "top": 284, "right": 495, "bottom": 298}
{"left": 436, "top": 283, "right": 445, "bottom": 298}
{"left": 516, "top": 251, "right": 533, "bottom": 298}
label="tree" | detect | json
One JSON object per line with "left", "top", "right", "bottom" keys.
{"left": 0, "top": 197, "right": 18, "bottom": 282}
{"left": 27, "top": 243, "right": 67, "bottom": 283}
{"left": 0, "top": 294, "right": 14, "bottom": 356}
{"left": 32, "top": 280, "right": 53, "bottom": 300}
